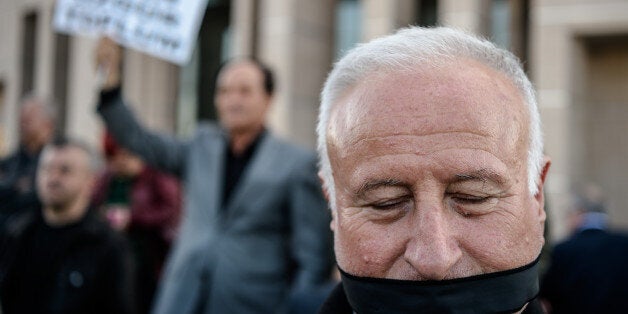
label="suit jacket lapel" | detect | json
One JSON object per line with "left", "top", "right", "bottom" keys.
{"left": 199, "top": 129, "right": 226, "bottom": 224}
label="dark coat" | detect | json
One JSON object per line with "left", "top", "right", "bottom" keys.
{"left": 540, "top": 228, "right": 628, "bottom": 314}
{"left": 0, "top": 208, "right": 134, "bottom": 314}
{"left": 92, "top": 166, "right": 182, "bottom": 314}
{"left": 0, "top": 147, "right": 41, "bottom": 225}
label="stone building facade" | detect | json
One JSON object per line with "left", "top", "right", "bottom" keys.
{"left": 1, "top": 0, "right": 627, "bottom": 242}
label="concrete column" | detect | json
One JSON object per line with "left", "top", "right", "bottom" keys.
{"left": 232, "top": 0, "right": 256, "bottom": 57}
{"left": 361, "top": 0, "right": 416, "bottom": 41}
{"left": 35, "top": 1, "right": 54, "bottom": 98}
{"left": 439, "top": 0, "right": 490, "bottom": 35}
{"left": 257, "top": 0, "right": 334, "bottom": 147}
{"left": 123, "top": 51, "right": 179, "bottom": 133}
{"left": 65, "top": 37, "right": 101, "bottom": 146}
{"left": 0, "top": 1, "right": 21, "bottom": 152}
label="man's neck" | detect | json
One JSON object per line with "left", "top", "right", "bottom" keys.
{"left": 43, "top": 197, "right": 89, "bottom": 227}
{"left": 229, "top": 126, "right": 264, "bottom": 156}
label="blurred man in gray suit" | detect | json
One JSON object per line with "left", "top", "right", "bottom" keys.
{"left": 95, "top": 38, "right": 333, "bottom": 314}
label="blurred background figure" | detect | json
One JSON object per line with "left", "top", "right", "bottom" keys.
{"left": 95, "top": 38, "right": 333, "bottom": 314}
{"left": 92, "top": 131, "right": 182, "bottom": 314}
{"left": 540, "top": 184, "right": 628, "bottom": 313}
{"left": 0, "top": 94, "right": 56, "bottom": 227}
{"left": 0, "top": 138, "right": 133, "bottom": 314}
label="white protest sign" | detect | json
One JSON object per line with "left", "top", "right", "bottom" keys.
{"left": 53, "top": 0, "right": 209, "bottom": 65}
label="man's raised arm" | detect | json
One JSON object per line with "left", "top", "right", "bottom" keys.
{"left": 95, "top": 38, "right": 187, "bottom": 177}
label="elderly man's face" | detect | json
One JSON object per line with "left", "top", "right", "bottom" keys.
{"left": 326, "top": 58, "right": 548, "bottom": 281}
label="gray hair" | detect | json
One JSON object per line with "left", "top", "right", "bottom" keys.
{"left": 317, "top": 26, "right": 543, "bottom": 210}
{"left": 20, "top": 92, "right": 58, "bottom": 124}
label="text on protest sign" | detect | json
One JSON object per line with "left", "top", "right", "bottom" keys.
{"left": 53, "top": 0, "right": 209, "bottom": 65}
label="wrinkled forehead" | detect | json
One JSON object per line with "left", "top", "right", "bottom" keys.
{"left": 327, "top": 59, "right": 529, "bottom": 158}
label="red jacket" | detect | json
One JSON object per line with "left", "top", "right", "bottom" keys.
{"left": 92, "top": 166, "right": 182, "bottom": 244}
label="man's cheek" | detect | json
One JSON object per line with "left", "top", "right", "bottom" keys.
{"left": 340, "top": 229, "right": 396, "bottom": 275}
{"left": 469, "top": 219, "right": 539, "bottom": 270}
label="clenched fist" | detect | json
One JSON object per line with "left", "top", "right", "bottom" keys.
{"left": 95, "top": 37, "right": 123, "bottom": 90}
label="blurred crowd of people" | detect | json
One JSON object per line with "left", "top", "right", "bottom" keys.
{"left": 0, "top": 37, "right": 335, "bottom": 314}
{"left": 0, "top": 94, "right": 184, "bottom": 314}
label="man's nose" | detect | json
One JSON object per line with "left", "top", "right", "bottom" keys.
{"left": 46, "top": 173, "right": 60, "bottom": 185}
{"left": 222, "top": 89, "right": 245, "bottom": 103}
{"left": 403, "top": 203, "right": 462, "bottom": 280}
{"left": 45, "top": 167, "right": 64, "bottom": 182}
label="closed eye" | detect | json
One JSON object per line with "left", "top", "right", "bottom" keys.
{"left": 447, "top": 193, "right": 498, "bottom": 216}
{"left": 450, "top": 194, "right": 492, "bottom": 204}
{"left": 370, "top": 196, "right": 412, "bottom": 211}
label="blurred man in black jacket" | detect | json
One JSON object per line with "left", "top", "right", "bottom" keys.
{"left": 0, "top": 138, "right": 133, "bottom": 314}
{"left": 0, "top": 94, "right": 56, "bottom": 227}
{"left": 540, "top": 185, "right": 628, "bottom": 313}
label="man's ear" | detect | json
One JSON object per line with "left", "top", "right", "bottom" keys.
{"left": 534, "top": 156, "right": 552, "bottom": 221}
{"left": 318, "top": 171, "right": 337, "bottom": 232}
{"left": 263, "top": 94, "right": 274, "bottom": 110}
{"left": 318, "top": 171, "right": 330, "bottom": 202}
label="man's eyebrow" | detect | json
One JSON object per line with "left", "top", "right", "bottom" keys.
{"left": 452, "top": 169, "right": 507, "bottom": 186}
{"left": 355, "top": 178, "right": 405, "bottom": 197}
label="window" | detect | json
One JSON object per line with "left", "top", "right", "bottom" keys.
{"left": 490, "top": 0, "right": 529, "bottom": 66}
{"left": 416, "top": 0, "right": 438, "bottom": 27}
{"left": 176, "top": 0, "right": 230, "bottom": 136}
{"left": 53, "top": 34, "right": 70, "bottom": 134}
{"left": 21, "top": 11, "right": 38, "bottom": 95}
{"left": 335, "top": 0, "right": 362, "bottom": 60}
